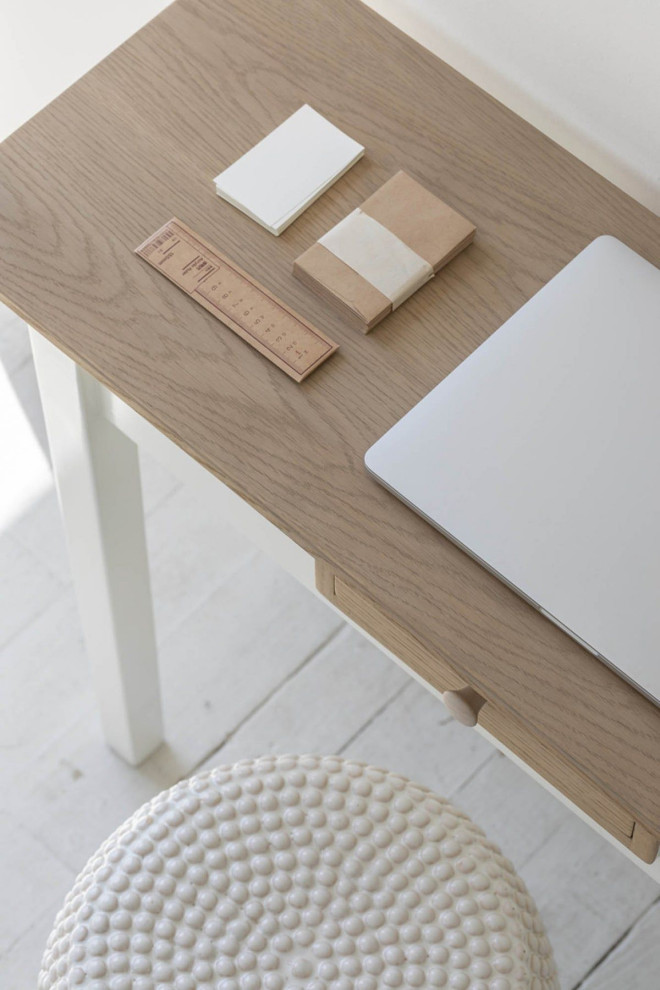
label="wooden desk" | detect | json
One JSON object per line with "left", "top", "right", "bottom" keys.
{"left": 1, "top": 0, "right": 658, "bottom": 865}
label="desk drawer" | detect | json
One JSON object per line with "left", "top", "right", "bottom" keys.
{"left": 480, "top": 704, "right": 633, "bottom": 839}
{"left": 478, "top": 704, "right": 657, "bottom": 862}
{"left": 317, "top": 562, "right": 464, "bottom": 694}
{"left": 316, "top": 561, "right": 658, "bottom": 863}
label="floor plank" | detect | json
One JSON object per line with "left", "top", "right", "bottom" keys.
{"left": 342, "top": 678, "right": 495, "bottom": 796}
{"left": 145, "top": 482, "right": 259, "bottom": 642}
{"left": 0, "top": 533, "right": 63, "bottom": 652}
{"left": 5, "top": 710, "right": 178, "bottom": 874}
{"left": 198, "top": 624, "right": 409, "bottom": 769}
{"left": 0, "top": 898, "right": 66, "bottom": 990}
{"left": 0, "top": 810, "right": 74, "bottom": 956}
{"left": 155, "top": 553, "right": 343, "bottom": 769}
{"left": 522, "top": 816, "right": 658, "bottom": 988}
{"left": 9, "top": 491, "right": 72, "bottom": 586}
{"left": 578, "top": 898, "right": 660, "bottom": 989}
{"left": 0, "top": 597, "right": 89, "bottom": 787}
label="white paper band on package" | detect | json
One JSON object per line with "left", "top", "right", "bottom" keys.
{"left": 319, "top": 208, "right": 433, "bottom": 308}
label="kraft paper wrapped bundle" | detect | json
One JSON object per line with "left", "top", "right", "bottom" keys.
{"left": 294, "top": 171, "right": 476, "bottom": 331}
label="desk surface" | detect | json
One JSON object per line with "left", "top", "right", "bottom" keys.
{"left": 1, "top": 0, "right": 659, "bottom": 835}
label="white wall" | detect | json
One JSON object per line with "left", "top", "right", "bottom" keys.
{"left": 1, "top": 0, "right": 658, "bottom": 214}
{"left": 0, "top": 0, "right": 171, "bottom": 139}
{"left": 366, "top": 0, "right": 660, "bottom": 214}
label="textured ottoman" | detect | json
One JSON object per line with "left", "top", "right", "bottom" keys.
{"left": 40, "top": 755, "right": 558, "bottom": 989}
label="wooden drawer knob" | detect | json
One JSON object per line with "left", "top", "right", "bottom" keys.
{"left": 442, "top": 687, "right": 486, "bottom": 726}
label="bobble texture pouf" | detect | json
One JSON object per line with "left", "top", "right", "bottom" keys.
{"left": 40, "top": 755, "right": 559, "bottom": 990}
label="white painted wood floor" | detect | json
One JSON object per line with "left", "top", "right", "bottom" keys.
{"left": 0, "top": 307, "right": 658, "bottom": 989}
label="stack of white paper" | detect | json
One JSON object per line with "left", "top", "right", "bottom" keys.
{"left": 213, "top": 105, "right": 364, "bottom": 235}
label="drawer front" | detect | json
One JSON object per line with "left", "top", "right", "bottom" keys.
{"left": 479, "top": 704, "right": 634, "bottom": 841}
{"left": 479, "top": 704, "right": 658, "bottom": 863}
{"left": 317, "top": 561, "right": 464, "bottom": 693}
{"left": 317, "top": 561, "right": 658, "bottom": 864}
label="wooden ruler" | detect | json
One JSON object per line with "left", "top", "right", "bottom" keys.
{"left": 135, "top": 218, "right": 338, "bottom": 381}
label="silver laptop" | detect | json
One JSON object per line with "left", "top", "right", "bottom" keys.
{"left": 365, "top": 236, "right": 660, "bottom": 704}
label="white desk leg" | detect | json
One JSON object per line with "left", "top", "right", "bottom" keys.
{"left": 29, "top": 329, "right": 163, "bottom": 765}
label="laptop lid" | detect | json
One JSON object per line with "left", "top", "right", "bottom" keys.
{"left": 365, "top": 236, "right": 660, "bottom": 704}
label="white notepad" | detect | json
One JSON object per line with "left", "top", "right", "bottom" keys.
{"left": 213, "top": 105, "right": 364, "bottom": 235}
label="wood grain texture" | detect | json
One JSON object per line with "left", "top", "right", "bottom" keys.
{"left": 479, "top": 703, "right": 641, "bottom": 852}
{"left": 327, "top": 571, "right": 466, "bottom": 693}
{"left": 1, "top": 0, "right": 659, "bottom": 836}
{"left": 315, "top": 558, "right": 337, "bottom": 601}
{"left": 579, "top": 900, "right": 660, "bottom": 990}
{"left": 629, "top": 822, "right": 659, "bottom": 865}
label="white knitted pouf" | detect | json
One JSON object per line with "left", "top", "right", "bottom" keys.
{"left": 40, "top": 755, "right": 558, "bottom": 990}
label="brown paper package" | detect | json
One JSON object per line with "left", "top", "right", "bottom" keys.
{"left": 293, "top": 171, "right": 476, "bottom": 332}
